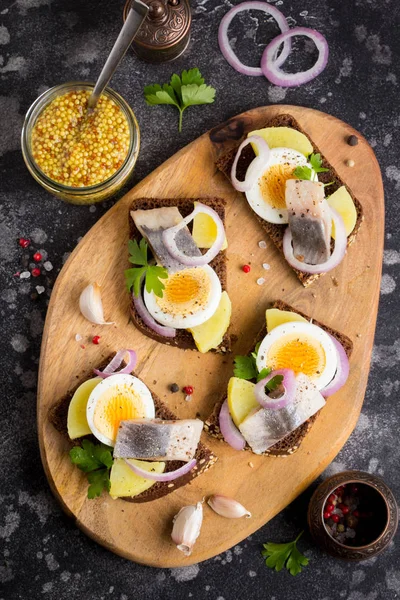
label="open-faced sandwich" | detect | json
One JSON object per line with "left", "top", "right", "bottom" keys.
{"left": 49, "top": 349, "right": 217, "bottom": 502}
{"left": 212, "top": 113, "right": 364, "bottom": 286}
{"left": 205, "top": 301, "right": 352, "bottom": 456}
{"left": 125, "top": 197, "right": 231, "bottom": 353}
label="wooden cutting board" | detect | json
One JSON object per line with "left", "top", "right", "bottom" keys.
{"left": 37, "top": 105, "right": 384, "bottom": 567}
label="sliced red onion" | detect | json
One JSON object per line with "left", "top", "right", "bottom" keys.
{"left": 124, "top": 458, "right": 197, "bottom": 482}
{"left": 94, "top": 349, "right": 137, "bottom": 378}
{"left": 283, "top": 207, "right": 347, "bottom": 274}
{"left": 162, "top": 203, "right": 225, "bottom": 267}
{"left": 218, "top": 1, "right": 291, "bottom": 76}
{"left": 261, "top": 27, "right": 329, "bottom": 87}
{"left": 254, "top": 369, "right": 296, "bottom": 410}
{"left": 231, "top": 135, "right": 271, "bottom": 193}
{"left": 219, "top": 400, "right": 246, "bottom": 451}
{"left": 133, "top": 289, "right": 176, "bottom": 338}
{"left": 320, "top": 334, "right": 350, "bottom": 398}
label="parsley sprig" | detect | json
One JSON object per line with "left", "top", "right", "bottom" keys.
{"left": 144, "top": 68, "right": 216, "bottom": 132}
{"left": 262, "top": 531, "right": 309, "bottom": 576}
{"left": 125, "top": 238, "right": 168, "bottom": 298}
{"left": 233, "top": 344, "right": 283, "bottom": 390}
{"left": 69, "top": 439, "right": 113, "bottom": 499}
{"left": 294, "top": 153, "right": 330, "bottom": 182}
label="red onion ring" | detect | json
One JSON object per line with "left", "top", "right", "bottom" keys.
{"left": 162, "top": 203, "right": 225, "bottom": 267}
{"left": 94, "top": 349, "right": 137, "bottom": 378}
{"left": 218, "top": 1, "right": 291, "bottom": 76}
{"left": 124, "top": 458, "right": 197, "bottom": 482}
{"left": 254, "top": 368, "right": 296, "bottom": 410}
{"left": 283, "top": 207, "right": 347, "bottom": 274}
{"left": 320, "top": 334, "right": 350, "bottom": 398}
{"left": 231, "top": 135, "right": 271, "bottom": 193}
{"left": 219, "top": 399, "right": 246, "bottom": 451}
{"left": 133, "top": 289, "right": 176, "bottom": 338}
{"left": 261, "top": 27, "right": 329, "bottom": 87}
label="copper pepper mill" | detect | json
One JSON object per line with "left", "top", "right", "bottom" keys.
{"left": 123, "top": 0, "right": 191, "bottom": 63}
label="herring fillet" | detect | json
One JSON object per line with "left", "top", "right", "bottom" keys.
{"left": 114, "top": 418, "right": 204, "bottom": 462}
{"left": 131, "top": 207, "right": 202, "bottom": 272}
{"left": 238, "top": 374, "right": 326, "bottom": 454}
{"left": 286, "top": 180, "right": 332, "bottom": 265}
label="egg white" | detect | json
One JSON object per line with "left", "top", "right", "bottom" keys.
{"left": 256, "top": 321, "right": 338, "bottom": 390}
{"left": 144, "top": 264, "right": 222, "bottom": 328}
{"left": 86, "top": 374, "right": 155, "bottom": 447}
{"left": 245, "top": 147, "right": 315, "bottom": 225}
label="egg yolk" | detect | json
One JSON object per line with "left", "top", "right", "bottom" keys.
{"left": 266, "top": 334, "right": 326, "bottom": 379}
{"left": 156, "top": 268, "right": 211, "bottom": 317}
{"left": 259, "top": 163, "right": 297, "bottom": 209}
{"left": 93, "top": 385, "right": 145, "bottom": 442}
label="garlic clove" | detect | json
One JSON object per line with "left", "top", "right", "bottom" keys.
{"left": 171, "top": 502, "right": 203, "bottom": 556}
{"left": 79, "top": 283, "right": 114, "bottom": 325}
{"left": 207, "top": 494, "right": 251, "bottom": 519}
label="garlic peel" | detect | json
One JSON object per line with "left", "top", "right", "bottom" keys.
{"left": 79, "top": 283, "right": 114, "bottom": 325}
{"left": 171, "top": 502, "right": 203, "bottom": 556}
{"left": 207, "top": 495, "right": 251, "bottom": 519}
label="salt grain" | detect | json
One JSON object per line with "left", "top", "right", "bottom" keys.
{"left": 257, "top": 277, "right": 265, "bottom": 285}
{"left": 36, "top": 286, "right": 45, "bottom": 295}
{"left": 20, "top": 271, "right": 31, "bottom": 279}
{"left": 185, "top": 394, "right": 192, "bottom": 402}
{"left": 262, "top": 263, "right": 270, "bottom": 270}
{"left": 43, "top": 261, "right": 53, "bottom": 272}
{"left": 258, "top": 241, "right": 267, "bottom": 249}
{"left": 75, "top": 334, "right": 82, "bottom": 342}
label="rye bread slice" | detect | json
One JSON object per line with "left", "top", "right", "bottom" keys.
{"left": 128, "top": 197, "right": 231, "bottom": 353}
{"left": 204, "top": 300, "right": 353, "bottom": 457}
{"left": 48, "top": 356, "right": 217, "bottom": 503}
{"left": 212, "top": 113, "right": 364, "bottom": 287}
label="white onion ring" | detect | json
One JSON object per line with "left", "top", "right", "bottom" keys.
{"left": 261, "top": 27, "right": 329, "bottom": 87}
{"left": 162, "top": 203, "right": 225, "bottom": 267}
{"left": 231, "top": 135, "right": 270, "bottom": 193}
{"left": 218, "top": 1, "right": 291, "bottom": 76}
{"left": 94, "top": 349, "right": 137, "bottom": 378}
{"left": 283, "top": 207, "right": 347, "bottom": 274}
{"left": 254, "top": 368, "right": 296, "bottom": 410}
{"left": 133, "top": 290, "right": 176, "bottom": 338}
{"left": 320, "top": 334, "right": 350, "bottom": 398}
{"left": 124, "top": 458, "right": 197, "bottom": 482}
{"left": 219, "top": 399, "right": 246, "bottom": 451}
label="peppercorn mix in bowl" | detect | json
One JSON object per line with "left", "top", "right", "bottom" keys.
{"left": 21, "top": 82, "right": 140, "bottom": 204}
{"left": 308, "top": 470, "right": 398, "bottom": 561}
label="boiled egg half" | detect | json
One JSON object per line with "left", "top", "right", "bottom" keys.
{"left": 245, "top": 147, "right": 315, "bottom": 224}
{"left": 256, "top": 321, "right": 338, "bottom": 390}
{"left": 144, "top": 265, "right": 222, "bottom": 328}
{"left": 86, "top": 374, "right": 155, "bottom": 447}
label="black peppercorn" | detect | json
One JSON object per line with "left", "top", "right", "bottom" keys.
{"left": 347, "top": 135, "right": 358, "bottom": 146}
{"left": 170, "top": 383, "right": 179, "bottom": 393}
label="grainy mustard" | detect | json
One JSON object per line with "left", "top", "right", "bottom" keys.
{"left": 31, "top": 90, "right": 130, "bottom": 187}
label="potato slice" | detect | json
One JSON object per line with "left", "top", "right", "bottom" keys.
{"left": 227, "top": 377, "right": 258, "bottom": 427}
{"left": 192, "top": 211, "right": 228, "bottom": 250}
{"left": 67, "top": 377, "right": 100, "bottom": 439}
{"left": 327, "top": 186, "right": 357, "bottom": 239}
{"left": 266, "top": 308, "right": 307, "bottom": 333}
{"left": 109, "top": 458, "right": 165, "bottom": 499}
{"left": 188, "top": 291, "right": 231, "bottom": 353}
{"left": 248, "top": 127, "right": 313, "bottom": 157}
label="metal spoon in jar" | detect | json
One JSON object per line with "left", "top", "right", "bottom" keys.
{"left": 87, "top": 0, "right": 149, "bottom": 111}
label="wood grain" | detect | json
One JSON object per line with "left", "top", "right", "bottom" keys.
{"left": 37, "top": 105, "right": 384, "bottom": 567}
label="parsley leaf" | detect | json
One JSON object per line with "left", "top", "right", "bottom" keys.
{"left": 257, "top": 367, "right": 272, "bottom": 382}
{"left": 294, "top": 153, "right": 330, "bottom": 182}
{"left": 265, "top": 374, "right": 284, "bottom": 392}
{"left": 144, "top": 68, "right": 216, "bottom": 132}
{"left": 234, "top": 355, "right": 258, "bottom": 380}
{"left": 69, "top": 440, "right": 114, "bottom": 499}
{"left": 125, "top": 238, "right": 168, "bottom": 298}
{"left": 262, "top": 531, "right": 309, "bottom": 576}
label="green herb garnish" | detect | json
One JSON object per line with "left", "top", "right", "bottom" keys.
{"left": 265, "top": 374, "right": 284, "bottom": 391}
{"left": 144, "top": 68, "right": 216, "bottom": 132}
{"left": 262, "top": 531, "right": 309, "bottom": 576}
{"left": 294, "top": 153, "right": 330, "bottom": 181}
{"left": 234, "top": 343, "right": 274, "bottom": 382}
{"left": 125, "top": 238, "right": 168, "bottom": 298}
{"left": 69, "top": 439, "right": 114, "bottom": 499}
{"left": 257, "top": 367, "right": 272, "bottom": 383}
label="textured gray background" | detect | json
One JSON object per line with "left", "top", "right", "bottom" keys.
{"left": 1, "top": 0, "right": 399, "bottom": 598}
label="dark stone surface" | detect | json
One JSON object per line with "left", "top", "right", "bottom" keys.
{"left": 0, "top": 0, "right": 399, "bottom": 598}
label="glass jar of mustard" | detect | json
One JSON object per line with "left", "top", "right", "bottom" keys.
{"left": 21, "top": 82, "right": 140, "bottom": 205}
